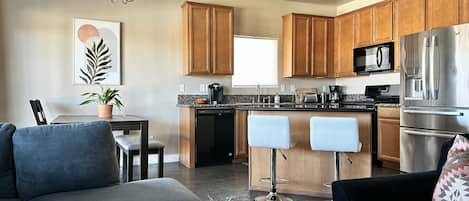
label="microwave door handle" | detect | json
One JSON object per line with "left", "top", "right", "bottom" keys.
{"left": 422, "top": 37, "right": 428, "bottom": 100}
{"left": 378, "top": 47, "right": 383, "bottom": 67}
{"left": 376, "top": 47, "right": 381, "bottom": 67}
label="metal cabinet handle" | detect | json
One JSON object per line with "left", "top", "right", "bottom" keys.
{"left": 403, "top": 130, "right": 456, "bottom": 138}
{"left": 403, "top": 109, "right": 464, "bottom": 116}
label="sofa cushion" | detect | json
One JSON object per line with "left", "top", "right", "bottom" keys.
{"left": 433, "top": 135, "right": 469, "bottom": 201}
{"left": 0, "top": 123, "right": 17, "bottom": 198}
{"left": 13, "top": 121, "right": 119, "bottom": 201}
{"left": 29, "top": 178, "right": 201, "bottom": 201}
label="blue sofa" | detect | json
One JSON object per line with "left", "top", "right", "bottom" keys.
{"left": 0, "top": 122, "right": 200, "bottom": 201}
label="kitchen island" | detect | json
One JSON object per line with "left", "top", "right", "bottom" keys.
{"left": 178, "top": 103, "right": 375, "bottom": 198}
{"left": 238, "top": 105, "right": 374, "bottom": 198}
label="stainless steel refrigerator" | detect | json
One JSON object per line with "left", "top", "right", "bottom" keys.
{"left": 400, "top": 23, "right": 469, "bottom": 173}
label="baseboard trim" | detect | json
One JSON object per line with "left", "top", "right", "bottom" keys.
{"left": 119, "top": 154, "right": 179, "bottom": 166}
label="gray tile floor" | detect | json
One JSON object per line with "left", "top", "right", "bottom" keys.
{"left": 126, "top": 162, "right": 400, "bottom": 201}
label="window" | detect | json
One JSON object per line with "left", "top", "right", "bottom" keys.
{"left": 232, "top": 36, "right": 278, "bottom": 88}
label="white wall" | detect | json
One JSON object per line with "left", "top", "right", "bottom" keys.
{"left": 0, "top": 0, "right": 338, "bottom": 160}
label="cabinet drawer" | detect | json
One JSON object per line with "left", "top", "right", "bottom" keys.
{"left": 378, "top": 107, "right": 400, "bottom": 119}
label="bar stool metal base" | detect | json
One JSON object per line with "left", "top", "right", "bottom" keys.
{"left": 254, "top": 192, "right": 293, "bottom": 201}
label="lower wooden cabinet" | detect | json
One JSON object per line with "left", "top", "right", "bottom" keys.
{"left": 234, "top": 110, "right": 248, "bottom": 159}
{"left": 377, "top": 106, "right": 400, "bottom": 169}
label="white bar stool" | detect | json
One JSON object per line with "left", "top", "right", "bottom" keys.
{"left": 248, "top": 115, "right": 293, "bottom": 201}
{"left": 310, "top": 117, "right": 361, "bottom": 183}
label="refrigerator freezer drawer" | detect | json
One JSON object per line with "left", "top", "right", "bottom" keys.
{"left": 400, "top": 127, "right": 460, "bottom": 173}
{"left": 401, "top": 107, "right": 469, "bottom": 132}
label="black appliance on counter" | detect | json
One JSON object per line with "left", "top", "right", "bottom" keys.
{"left": 329, "top": 85, "right": 343, "bottom": 103}
{"left": 208, "top": 83, "right": 224, "bottom": 104}
{"left": 354, "top": 42, "right": 394, "bottom": 74}
{"left": 195, "top": 109, "right": 234, "bottom": 167}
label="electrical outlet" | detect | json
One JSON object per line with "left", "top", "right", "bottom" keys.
{"left": 200, "top": 84, "right": 205, "bottom": 93}
{"left": 179, "top": 84, "right": 185, "bottom": 93}
{"left": 290, "top": 84, "right": 296, "bottom": 93}
{"left": 280, "top": 84, "right": 286, "bottom": 92}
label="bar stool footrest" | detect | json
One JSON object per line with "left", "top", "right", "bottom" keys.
{"left": 259, "top": 177, "right": 288, "bottom": 184}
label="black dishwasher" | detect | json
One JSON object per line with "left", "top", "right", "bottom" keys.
{"left": 195, "top": 109, "right": 234, "bottom": 167}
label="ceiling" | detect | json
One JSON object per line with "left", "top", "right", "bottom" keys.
{"left": 285, "top": 0, "right": 356, "bottom": 6}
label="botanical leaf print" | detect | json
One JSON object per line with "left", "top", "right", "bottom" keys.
{"left": 80, "top": 38, "right": 112, "bottom": 84}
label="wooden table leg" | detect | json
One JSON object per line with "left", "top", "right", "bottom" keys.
{"left": 140, "top": 121, "right": 149, "bottom": 180}
{"left": 158, "top": 148, "right": 164, "bottom": 178}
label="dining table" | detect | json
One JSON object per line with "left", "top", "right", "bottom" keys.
{"left": 51, "top": 115, "right": 149, "bottom": 180}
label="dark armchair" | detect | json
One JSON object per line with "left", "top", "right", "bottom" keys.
{"left": 332, "top": 137, "right": 455, "bottom": 201}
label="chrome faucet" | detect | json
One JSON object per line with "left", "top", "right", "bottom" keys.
{"left": 257, "top": 84, "right": 261, "bottom": 104}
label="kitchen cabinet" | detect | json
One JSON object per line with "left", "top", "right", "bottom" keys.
{"left": 394, "top": 0, "right": 426, "bottom": 72}
{"left": 377, "top": 106, "right": 400, "bottom": 170}
{"left": 334, "top": 13, "right": 356, "bottom": 77}
{"left": 234, "top": 110, "right": 248, "bottom": 159}
{"left": 211, "top": 6, "right": 233, "bottom": 75}
{"left": 461, "top": 0, "right": 469, "bottom": 24}
{"left": 312, "top": 17, "right": 334, "bottom": 77}
{"left": 179, "top": 107, "right": 196, "bottom": 168}
{"left": 282, "top": 14, "right": 334, "bottom": 78}
{"left": 355, "top": 7, "right": 373, "bottom": 47}
{"left": 182, "top": 1, "right": 233, "bottom": 75}
{"left": 283, "top": 14, "right": 311, "bottom": 77}
{"left": 373, "top": 1, "right": 393, "bottom": 43}
{"left": 426, "top": 0, "right": 459, "bottom": 30}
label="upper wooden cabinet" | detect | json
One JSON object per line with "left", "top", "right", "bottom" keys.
{"left": 312, "top": 17, "right": 334, "bottom": 77}
{"left": 182, "top": 2, "right": 233, "bottom": 75}
{"left": 334, "top": 13, "right": 356, "bottom": 77}
{"left": 282, "top": 13, "right": 333, "bottom": 78}
{"left": 355, "top": 7, "right": 373, "bottom": 47}
{"left": 373, "top": 1, "right": 393, "bottom": 43}
{"left": 426, "top": 0, "right": 459, "bottom": 30}
{"left": 394, "top": 0, "right": 426, "bottom": 37}
{"left": 461, "top": 0, "right": 469, "bottom": 24}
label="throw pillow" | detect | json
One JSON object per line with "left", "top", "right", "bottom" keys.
{"left": 433, "top": 135, "right": 469, "bottom": 201}
{"left": 0, "top": 123, "right": 17, "bottom": 198}
{"left": 13, "top": 121, "right": 119, "bottom": 201}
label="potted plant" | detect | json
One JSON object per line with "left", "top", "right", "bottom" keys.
{"left": 80, "top": 86, "right": 124, "bottom": 118}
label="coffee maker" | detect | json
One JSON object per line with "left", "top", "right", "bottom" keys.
{"left": 208, "top": 83, "right": 224, "bottom": 104}
{"left": 329, "top": 85, "right": 343, "bottom": 104}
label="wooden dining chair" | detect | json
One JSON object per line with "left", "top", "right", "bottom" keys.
{"left": 29, "top": 99, "right": 48, "bottom": 125}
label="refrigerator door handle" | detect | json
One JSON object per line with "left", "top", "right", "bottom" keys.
{"left": 403, "top": 130, "right": 456, "bottom": 138}
{"left": 430, "top": 35, "right": 440, "bottom": 100}
{"left": 422, "top": 37, "right": 429, "bottom": 100}
{"left": 403, "top": 109, "right": 464, "bottom": 116}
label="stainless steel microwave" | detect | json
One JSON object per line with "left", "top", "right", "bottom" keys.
{"left": 353, "top": 42, "right": 394, "bottom": 74}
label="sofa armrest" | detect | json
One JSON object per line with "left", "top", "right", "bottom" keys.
{"left": 332, "top": 171, "right": 439, "bottom": 201}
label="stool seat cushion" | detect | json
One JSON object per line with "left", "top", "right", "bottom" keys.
{"left": 115, "top": 135, "right": 165, "bottom": 151}
{"left": 310, "top": 117, "right": 360, "bottom": 152}
{"left": 248, "top": 115, "right": 292, "bottom": 149}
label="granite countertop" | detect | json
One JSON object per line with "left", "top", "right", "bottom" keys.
{"left": 177, "top": 103, "right": 376, "bottom": 112}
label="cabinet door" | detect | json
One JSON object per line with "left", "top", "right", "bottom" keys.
{"left": 373, "top": 1, "right": 393, "bottom": 43}
{"left": 461, "top": 0, "right": 469, "bottom": 24}
{"left": 355, "top": 8, "right": 373, "bottom": 47}
{"left": 234, "top": 110, "right": 248, "bottom": 159}
{"left": 184, "top": 3, "right": 211, "bottom": 75}
{"left": 427, "top": 0, "right": 459, "bottom": 30}
{"left": 378, "top": 118, "right": 400, "bottom": 163}
{"left": 211, "top": 6, "right": 233, "bottom": 75}
{"left": 312, "top": 17, "right": 329, "bottom": 77}
{"left": 292, "top": 14, "right": 312, "bottom": 76}
{"left": 394, "top": 0, "right": 426, "bottom": 72}
{"left": 334, "top": 14, "right": 356, "bottom": 77}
